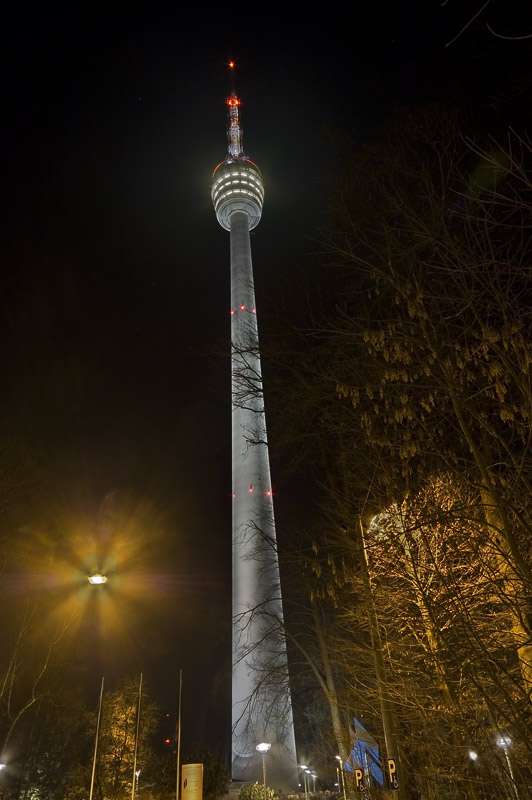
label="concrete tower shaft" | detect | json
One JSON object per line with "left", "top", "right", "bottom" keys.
{"left": 212, "top": 78, "right": 297, "bottom": 791}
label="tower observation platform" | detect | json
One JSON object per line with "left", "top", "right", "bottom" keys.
{"left": 211, "top": 72, "right": 298, "bottom": 792}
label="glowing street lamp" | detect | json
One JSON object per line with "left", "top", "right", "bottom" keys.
{"left": 299, "top": 765, "right": 309, "bottom": 800}
{"left": 335, "top": 756, "right": 347, "bottom": 798}
{"left": 88, "top": 573, "right": 107, "bottom": 585}
{"left": 496, "top": 735, "right": 519, "bottom": 800}
{"left": 256, "top": 743, "right": 271, "bottom": 800}
{"left": 468, "top": 750, "right": 488, "bottom": 800}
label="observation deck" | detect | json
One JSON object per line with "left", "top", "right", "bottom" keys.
{"left": 212, "top": 159, "right": 264, "bottom": 231}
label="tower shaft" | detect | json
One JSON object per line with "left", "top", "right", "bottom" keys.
{"left": 212, "top": 81, "right": 297, "bottom": 791}
{"left": 230, "top": 210, "right": 297, "bottom": 789}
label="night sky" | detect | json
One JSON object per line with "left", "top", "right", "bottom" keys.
{"left": 2, "top": 2, "right": 531, "bottom": 756}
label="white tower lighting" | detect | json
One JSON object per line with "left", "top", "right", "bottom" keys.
{"left": 212, "top": 64, "right": 298, "bottom": 791}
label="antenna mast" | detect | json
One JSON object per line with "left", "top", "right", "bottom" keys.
{"left": 226, "top": 62, "right": 244, "bottom": 160}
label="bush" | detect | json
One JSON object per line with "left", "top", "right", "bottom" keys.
{"left": 239, "top": 782, "right": 275, "bottom": 800}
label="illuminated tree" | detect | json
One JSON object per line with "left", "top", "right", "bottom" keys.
{"left": 95, "top": 677, "right": 159, "bottom": 800}
{"left": 261, "top": 108, "right": 532, "bottom": 796}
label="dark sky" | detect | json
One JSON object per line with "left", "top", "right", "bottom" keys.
{"left": 1, "top": 1, "right": 531, "bottom": 756}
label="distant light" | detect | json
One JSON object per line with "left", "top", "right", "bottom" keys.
{"left": 165, "top": 738, "right": 171, "bottom": 744}
{"left": 300, "top": 765, "right": 308, "bottom": 770}
{"left": 249, "top": 485, "right": 253, "bottom": 493}
{"left": 240, "top": 304, "right": 245, "bottom": 310}
{"left": 230, "top": 310, "right": 235, "bottom": 315}
{"left": 266, "top": 490, "right": 271, "bottom": 496}
{"left": 229, "top": 61, "right": 234, "bottom": 69}
{"left": 0, "top": 764, "right": 5, "bottom": 770}
{"left": 469, "top": 751, "right": 478, "bottom": 760}
{"left": 497, "top": 735, "right": 512, "bottom": 748}
{"left": 88, "top": 574, "right": 107, "bottom": 585}
{"left": 256, "top": 743, "right": 271, "bottom": 754}
{"left": 252, "top": 308, "right": 256, "bottom": 313}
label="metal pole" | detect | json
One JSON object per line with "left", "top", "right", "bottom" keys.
{"left": 338, "top": 762, "right": 346, "bottom": 798}
{"left": 131, "top": 673, "right": 143, "bottom": 800}
{"left": 503, "top": 747, "right": 519, "bottom": 800}
{"left": 89, "top": 677, "right": 104, "bottom": 800}
{"left": 262, "top": 754, "right": 267, "bottom": 800}
{"left": 176, "top": 669, "right": 183, "bottom": 800}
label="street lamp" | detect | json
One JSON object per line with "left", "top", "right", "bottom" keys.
{"left": 468, "top": 750, "right": 487, "bottom": 800}
{"left": 256, "top": 742, "right": 271, "bottom": 800}
{"left": 299, "top": 765, "right": 308, "bottom": 800}
{"left": 88, "top": 573, "right": 107, "bottom": 585}
{"left": 311, "top": 774, "right": 317, "bottom": 793}
{"left": 496, "top": 735, "right": 519, "bottom": 800}
{"left": 335, "top": 756, "right": 346, "bottom": 798}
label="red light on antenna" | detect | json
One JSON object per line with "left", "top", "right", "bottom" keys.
{"left": 229, "top": 61, "right": 235, "bottom": 69}
{"left": 249, "top": 485, "right": 253, "bottom": 493}
{"left": 240, "top": 304, "right": 245, "bottom": 310}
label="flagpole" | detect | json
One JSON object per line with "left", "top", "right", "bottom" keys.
{"left": 89, "top": 677, "right": 105, "bottom": 800}
{"left": 176, "top": 669, "right": 183, "bottom": 800}
{"left": 131, "top": 673, "right": 143, "bottom": 800}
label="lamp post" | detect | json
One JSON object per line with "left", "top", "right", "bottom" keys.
{"left": 300, "top": 765, "right": 308, "bottom": 800}
{"left": 496, "top": 735, "right": 519, "bottom": 800}
{"left": 335, "top": 756, "right": 346, "bottom": 799}
{"left": 468, "top": 751, "right": 487, "bottom": 800}
{"left": 256, "top": 743, "right": 271, "bottom": 800}
{"left": 311, "top": 774, "right": 317, "bottom": 793}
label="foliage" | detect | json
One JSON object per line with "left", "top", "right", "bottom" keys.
{"left": 264, "top": 110, "right": 532, "bottom": 798}
{"left": 95, "top": 676, "right": 160, "bottom": 800}
{"left": 239, "top": 781, "right": 275, "bottom": 800}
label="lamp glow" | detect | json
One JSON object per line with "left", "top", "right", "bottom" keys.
{"left": 88, "top": 574, "right": 107, "bottom": 585}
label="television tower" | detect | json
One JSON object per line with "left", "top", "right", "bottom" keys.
{"left": 211, "top": 65, "right": 298, "bottom": 791}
